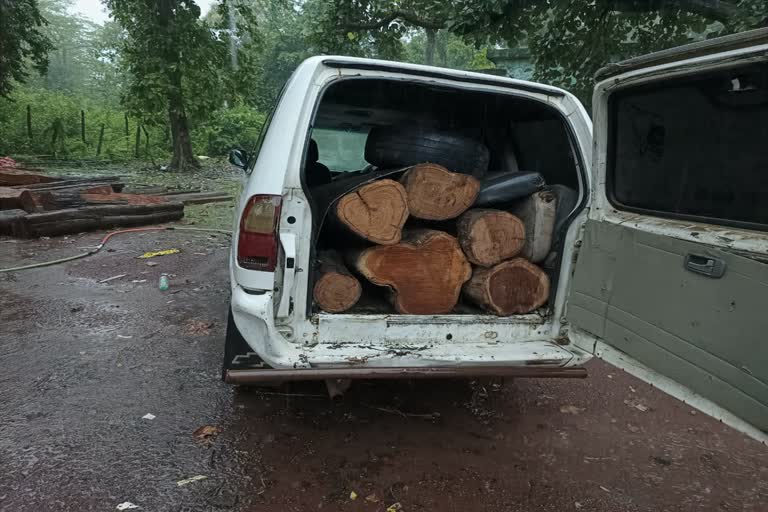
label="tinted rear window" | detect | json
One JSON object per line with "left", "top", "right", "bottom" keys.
{"left": 609, "top": 62, "right": 768, "bottom": 230}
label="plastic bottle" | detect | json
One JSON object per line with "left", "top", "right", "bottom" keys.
{"left": 158, "top": 273, "right": 170, "bottom": 291}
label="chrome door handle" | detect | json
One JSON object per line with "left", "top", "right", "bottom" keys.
{"left": 684, "top": 253, "right": 726, "bottom": 278}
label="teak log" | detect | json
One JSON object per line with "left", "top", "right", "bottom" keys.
{"left": 12, "top": 202, "right": 183, "bottom": 238}
{"left": 0, "top": 209, "right": 27, "bottom": 235}
{"left": 0, "top": 187, "right": 36, "bottom": 212}
{"left": 313, "top": 250, "right": 362, "bottom": 313}
{"left": 399, "top": 163, "right": 480, "bottom": 220}
{"left": 351, "top": 229, "right": 472, "bottom": 315}
{"left": 334, "top": 179, "right": 409, "bottom": 245}
{"left": 463, "top": 258, "right": 550, "bottom": 315}
{"left": 457, "top": 209, "right": 526, "bottom": 267}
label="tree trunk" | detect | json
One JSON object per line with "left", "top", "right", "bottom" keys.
{"left": 168, "top": 87, "right": 199, "bottom": 171}
{"left": 313, "top": 250, "right": 362, "bottom": 313}
{"left": 457, "top": 209, "right": 526, "bottom": 267}
{"left": 463, "top": 258, "right": 550, "bottom": 315}
{"left": 350, "top": 229, "right": 472, "bottom": 314}
{"left": 333, "top": 178, "right": 409, "bottom": 245}
{"left": 160, "top": 0, "right": 199, "bottom": 173}
{"left": 425, "top": 28, "right": 436, "bottom": 65}
{"left": 400, "top": 163, "right": 480, "bottom": 220}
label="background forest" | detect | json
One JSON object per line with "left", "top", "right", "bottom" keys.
{"left": 1, "top": 0, "right": 765, "bottom": 170}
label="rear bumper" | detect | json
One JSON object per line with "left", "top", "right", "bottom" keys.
{"left": 224, "top": 366, "right": 587, "bottom": 383}
{"left": 230, "top": 285, "right": 591, "bottom": 371}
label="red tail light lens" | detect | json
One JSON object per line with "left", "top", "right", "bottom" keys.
{"left": 237, "top": 195, "right": 282, "bottom": 271}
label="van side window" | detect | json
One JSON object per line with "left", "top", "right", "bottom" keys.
{"left": 247, "top": 77, "right": 293, "bottom": 173}
{"left": 608, "top": 62, "right": 768, "bottom": 230}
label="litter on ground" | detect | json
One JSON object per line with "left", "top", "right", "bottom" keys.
{"left": 137, "top": 249, "right": 180, "bottom": 259}
{"left": 177, "top": 475, "right": 207, "bottom": 487}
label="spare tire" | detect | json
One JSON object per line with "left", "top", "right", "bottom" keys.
{"left": 365, "top": 126, "right": 490, "bottom": 178}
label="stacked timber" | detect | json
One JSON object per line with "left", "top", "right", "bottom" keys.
{"left": 0, "top": 165, "right": 233, "bottom": 238}
{"left": 314, "top": 162, "right": 553, "bottom": 316}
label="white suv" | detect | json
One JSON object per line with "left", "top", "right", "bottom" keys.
{"left": 224, "top": 29, "right": 768, "bottom": 443}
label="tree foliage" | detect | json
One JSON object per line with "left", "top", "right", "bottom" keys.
{"left": 0, "top": 0, "right": 53, "bottom": 98}
{"left": 104, "top": 0, "right": 230, "bottom": 170}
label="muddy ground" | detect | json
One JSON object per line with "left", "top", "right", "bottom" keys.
{"left": 1, "top": 230, "right": 766, "bottom": 512}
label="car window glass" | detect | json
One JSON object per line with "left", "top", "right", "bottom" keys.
{"left": 609, "top": 62, "right": 768, "bottom": 230}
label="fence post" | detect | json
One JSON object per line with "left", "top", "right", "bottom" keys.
{"left": 26, "top": 105, "right": 32, "bottom": 140}
{"left": 142, "top": 125, "right": 150, "bottom": 156}
{"left": 124, "top": 113, "right": 129, "bottom": 136}
{"left": 81, "top": 110, "right": 87, "bottom": 144}
{"left": 96, "top": 124, "right": 105, "bottom": 156}
{"left": 134, "top": 124, "right": 142, "bottom": 158}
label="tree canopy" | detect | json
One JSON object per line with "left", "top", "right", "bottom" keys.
{"left": 0, "top": 0, "right": 53, "bottom": 98}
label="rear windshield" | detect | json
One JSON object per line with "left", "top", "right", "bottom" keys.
{"left": 609, "top": 62, "right": 768, "bottom": 230}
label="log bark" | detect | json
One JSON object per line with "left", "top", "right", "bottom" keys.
{"left": 0, "top": 209, "right": 27, "bottom": 235}
{"left": 462, "top": 258, "right": 550, "bottom": 315}
{"left": 457, "top": 209, "right": 526, "bottom": 267}
{"left": 399, "top": 163, "right": 480, "bottom": 220}
{"left": 334, "top": 179, "right": 409, "bottom": 245}
{"left": 13, "top": 202, "right": 184, "bottom": 238}
{"left": 313, "top": 250, "right": 362, "bottom": 313}
{"left": 351, "top": 229, "right": 471, "bottom": 314}
{"left": 0, "top": 187, "right": 36, "bottom": 212}
{"left": 0, "top": 170, "right": 58, "bottom": 186}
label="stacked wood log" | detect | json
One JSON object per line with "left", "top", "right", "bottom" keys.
{"left": 333, "top": 178, "right": 409, "bottom": 244}
{"left": 315, "top": 163, "right": 555, "bottom": 316}
{"left": 400, "top": 163, "right": 479, "bottom": 220}
{"left": 350, "top": 229, "right": 472, "bottom": 315}
{"left": 11, "top": 202, "right": 185, "bottom": 238}
{"left": 0, "top": 166, "right": 232, "bottom": 239}
{"left": 313, "top": 250, "right": 362, "bottom": 313}
{"left": 462, "top": 258, "right": 550, "bottom": 315}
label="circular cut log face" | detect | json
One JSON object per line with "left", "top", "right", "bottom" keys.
{"left": 458, "top": 209, "right": 525, "bottom": 267}
{"left": 313, "top": 272, "right": 362, "bottom": 313}
{"left": 400, "top": 164, "right": 480, "bottom": 220}
{"left": 357, "top": 230, "right": 472, "bottom": 314}
{"left": 335, "top": 179, "right": 409, "bottom": 245}
{"left": 489, "top": 265, "right": 547, "bottom": 314}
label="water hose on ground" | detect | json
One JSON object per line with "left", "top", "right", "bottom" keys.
{"left": 0, "top": 226, "right": 232, "bottom": 273}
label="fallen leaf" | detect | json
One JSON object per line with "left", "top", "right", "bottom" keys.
{"left": 116, "top": 502, "right": 140, "bottom": 510}
{"left": 193, "top": 425, "right": 221, "bottom": 441}
{"left": 365, "top": 493, "right": 380, "bottom": 503}
{"left": 142, "top": 413, "right": 156, "bottom": 420}
{"left": 177, "top": 475, "right": 207, "bottom": 486}
{"left": 184, "top": 320, "right": 214, "bottom": 336}
{"left": 386, "top": 503, "right": 403, "bottom": 512}
{"left": 145, "top": 261, "right": 158, "bottom": 267}
{"left": 349, "top": 491, "right": 358, "bottom": 500}
{"left": 559, "top": 405, "right": 584, "bottom": 415}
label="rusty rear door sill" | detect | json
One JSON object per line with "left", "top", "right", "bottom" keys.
{"left": 224, "top": 366, "right": 588, "bottom": 383}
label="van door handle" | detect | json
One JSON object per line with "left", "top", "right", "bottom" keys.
{"left": 684, "top": 253, "right": 726, "bottom": 278}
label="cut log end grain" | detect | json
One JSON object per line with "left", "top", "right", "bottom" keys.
{"left": 313, "top": 251, "right": 362, "bottom": 313}
{"left": 463, "top": 258, "right": 550, "bottom": 315}
{"left": 335, "top": 179, "right": 409, "bottom": 245}
{"left": 400, "top": 163, "right": 480, "bottom": 220}
{"left": 352, "top": 229, "right": 471, "bottom": 315}
{"left": 457, "top": 209, "right": 526, "bottom": 267}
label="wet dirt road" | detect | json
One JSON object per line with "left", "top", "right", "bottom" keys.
{"left": 1, "top": 231, "right": 766, "bottom": 512}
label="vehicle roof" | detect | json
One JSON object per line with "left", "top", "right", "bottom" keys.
{"left": 306, "top": 55, "right": 568, "bottom": 97}
{"left": 595, "top": 27, "right": 768, "bottom": 81}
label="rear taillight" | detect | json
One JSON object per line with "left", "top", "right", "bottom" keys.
{"left": 237, "top": 195, "right": 282, "bottom": 271}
